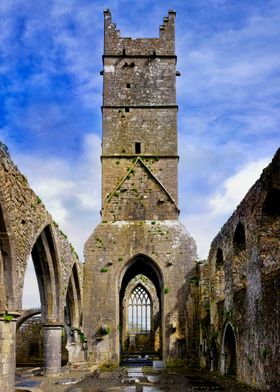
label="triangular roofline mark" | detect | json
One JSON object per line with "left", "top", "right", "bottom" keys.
{"left": 102, "top": 156, "right": 180, "bottom": 212}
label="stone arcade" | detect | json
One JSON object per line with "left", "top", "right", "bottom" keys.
{"left": 0, "top": 10, "right": 279, "bottom": 392}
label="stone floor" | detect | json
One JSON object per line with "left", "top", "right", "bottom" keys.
{"left": 15, "top": 366, "right": 260, "bottom": 392}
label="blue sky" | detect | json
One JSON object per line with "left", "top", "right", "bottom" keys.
{"left": 0, "top": 1, "right": 279, "bottom": 306}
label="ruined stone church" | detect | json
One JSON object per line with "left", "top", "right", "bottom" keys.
{"left": 0, "top": 10, "right": 279, "bottom": 392}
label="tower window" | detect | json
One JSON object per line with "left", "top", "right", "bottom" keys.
{"left": 125, "top": 107, "right": 130, "bottom": 113}
{"left": 126, "top": 83, "right": 131, "bottom": 88}
{"left": 135, "top": 142, "right": 141, "bottom": 154}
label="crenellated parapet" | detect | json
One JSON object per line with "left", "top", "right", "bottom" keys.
{"left": 104, "top": 9, "right": 176, "bottom": 56}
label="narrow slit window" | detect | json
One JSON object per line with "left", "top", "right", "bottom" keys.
{"left": 126, "top": 83, "right": 131, "bottom": 88}
{"left": 135, "top": 142, "right": 141, "bottom": 154}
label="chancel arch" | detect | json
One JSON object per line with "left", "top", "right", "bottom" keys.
{"left": 119, "top": 255, "right": 163, "bottom": 362}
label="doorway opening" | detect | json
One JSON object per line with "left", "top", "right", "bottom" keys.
{"left": 119, "top": 255, "right": 163, "bottom": 364}
{"left": 222, "top": 323, "right": 237, "bottom": 375}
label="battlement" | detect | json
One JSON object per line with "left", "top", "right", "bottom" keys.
{"left": 104, "top": 10, "right": 176, "bottom": 56}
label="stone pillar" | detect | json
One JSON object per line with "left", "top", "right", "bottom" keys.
{"left": 220, "top": 352, "right": 226, "bottom": 375}
{"left": 44, "top": 324, "right": 62, "bottom": 375}
{"left": 0, "top": 313, "right": 19, "bottom": 392}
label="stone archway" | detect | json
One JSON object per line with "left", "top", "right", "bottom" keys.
{"left": 30, "top": 224, "right": 62, "bottom": 324}
{"left": 221, "top": 322, "right": 237, "bottom": 376}
{"left": 22, "top": 224, "right": 62, "bottom": 375}
{"left": 64, "top": 262, "right": 84, "bottom": 364}
{"left": 119, "top": 254, "right": 164, "bottom": 363}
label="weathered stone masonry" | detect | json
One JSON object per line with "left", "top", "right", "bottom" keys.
{"left": 0, "top": 143, "right": 83, "bottom": 391}
{"left": 84, "top": 10, "right": 197, "bottom": 366}
{"left": 0, "top": 9, "right": 279, "bottom": 392}
{"left": 196, "top": 149, "right": 280, "bottom": 390}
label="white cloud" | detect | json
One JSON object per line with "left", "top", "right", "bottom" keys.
{"left": 183, "top": 157, "right": 271, "bottom": 259}
{"left": 15, "top": 133, "right": 102, "bottom": 261}
{"left": 209, "top": 157, "right": 270, "bottom": 216}
{"left": 22, "top": 257, "right": 40, "bottom": 309}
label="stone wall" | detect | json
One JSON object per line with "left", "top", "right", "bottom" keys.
{"left": 102, "top": 157, "right": 179, "bottom": 210}
{"left": 104, "top": 10, "right": 176, "bottom": 56}
{"left": 16, "top": 316, "right": 44, "bottom": 365}
{"left": 0, "top": 141, "right": 83, "bottom": 390}
{"left": 0, "top": 141, "right": 83, "bottom": 317}
{"left": 102, "top": 158, "right": 178, "bottom": 221}
{"left": 0, "top": 143, "right": 51, "bottom": 311}
{"left": 84, "top": 220, "right": 197, "bottom": 365}
{"left": 199, "top": 148, "right": 280, "bottom": 390}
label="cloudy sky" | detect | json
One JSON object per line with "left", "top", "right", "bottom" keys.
{"left": 0, "top": 1, "right": 279, "bottom": 307}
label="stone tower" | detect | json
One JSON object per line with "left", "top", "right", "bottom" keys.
{"left": 84, "top": 10, "right": 197, "bottom": 365}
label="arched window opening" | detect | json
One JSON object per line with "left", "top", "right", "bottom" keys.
{"left": 216, "top": 248, "right": 224, "bottom": 269}
{"left": 222, "top": 323, "right": 237, "bottom": 376}
{"left": 262, "top": 188, "right": 280, "bottom": 216}
{"left": 128, "top": 285, "right": 151, "bottom": 333}
{"left": 233, "top": 222, "right": 246, "bottom": 252}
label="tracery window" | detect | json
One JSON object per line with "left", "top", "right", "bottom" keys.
{"left": 128, "top": 285, "right": 151, "bottom": 332}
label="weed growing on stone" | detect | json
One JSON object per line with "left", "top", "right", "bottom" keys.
{"left": 3, "top": 313, "right": 13, "bottom": 322}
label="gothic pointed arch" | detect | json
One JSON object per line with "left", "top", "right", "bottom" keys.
{"left": 63, "top": 260, "right": 84, "bottom": 363}
{"left": 232, "top": 222, "right": 247, "bottom": 289}
{"left": 119, "top": 253, "right": 164, "bottom": 297}
{"left": 119, "top": 254, "right": 164, "bottom": 362}
{"left": 65, "top": 261, "right": 82, "bottom": 330}
{"left": 221, "top": 322, "right": 237, "bottom": 376}
{"left": 29, "top": 224, "right": 62, "bottom": 323}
